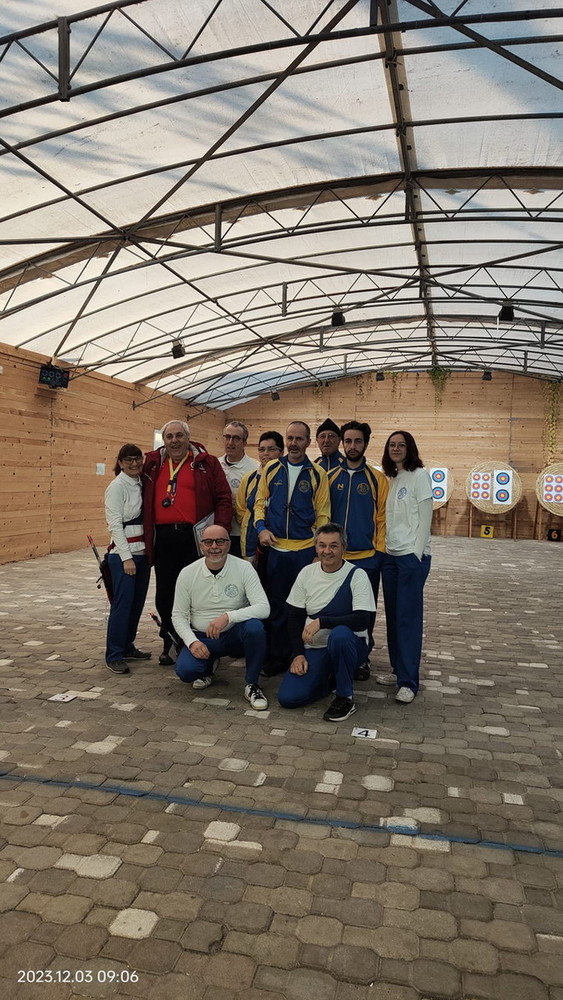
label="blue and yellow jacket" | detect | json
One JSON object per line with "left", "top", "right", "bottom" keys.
{"left": 315, "top": 451, "right": 345, "bottom": 472}
{"left": 235, "top": 468, "right": 261, "bottom": 559}
{"left": 254, "top": 456, "right": 330, "bottom": 550}
{"left": 328, "top": 460, "right": 388, "bottom": 564}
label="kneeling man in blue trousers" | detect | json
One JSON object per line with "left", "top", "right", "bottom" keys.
{"left": 278, "top": 522, "right": 375, "bottom": 722}
{"left": 172, "top": 525, "right": 270, "bottom": 711}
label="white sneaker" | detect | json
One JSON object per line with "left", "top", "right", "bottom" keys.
{"left": 193, "top": 674, "right": 213, "bottom": 690}
{"left": 396, "top": 687, "right": 415, "bottom": 704}
{"left": 244, "top": 683, "right": 268, "bottom": 710}
{"left": 375, "top": 672, "right": 397, "bottom": 687}
{"left": 192, "top": 659, "right": 218, "bottom": 690}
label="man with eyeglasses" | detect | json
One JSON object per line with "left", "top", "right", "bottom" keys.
{"left": 171, "top": 525, "right": 270, "bottom": 710}
{"left": 315, "top": 418, "right": 345, "bottom": 472}
{"left": 143, "top": 420, "right": 232, "bottom": 665}
{"left": 219, "top": 421, "right": 258, "bottom": 558}
{"left": 236, "top": 431, "right": 284, "bottom": 562}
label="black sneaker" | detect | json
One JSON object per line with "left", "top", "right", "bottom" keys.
{"left": 355, "top": 662, "right": 371, "bottom": 682}
{"left": 124, "top": 647, "right": 152, "bottom": 660}
{"left": 159, "top": 652, "right": 174, "bottom": 666}
{"left": 106, "top": 659, "right": 130, "bottom": 674}
{"left": 323, "top": 696, "right": 356, "bottom": 722}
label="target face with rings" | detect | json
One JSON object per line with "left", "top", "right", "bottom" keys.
{"left": 433, "top": 487, "right": 445, "bottom": 500}
{"left": 495, "top": 488, "right": 510, "bottom": 503}
{"left": 496, "top": 471, "right": 510, "bottom": 485}
{"left": 432, "top": 470, "right": 445, "bottom": 482}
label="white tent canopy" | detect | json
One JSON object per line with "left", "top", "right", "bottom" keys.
{"left": 1, "top": 0, "right": 562, "bottom": 407}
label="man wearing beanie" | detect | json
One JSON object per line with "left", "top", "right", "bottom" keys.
{"left": 315, "top": 418, "right": 345, "bottom": 472}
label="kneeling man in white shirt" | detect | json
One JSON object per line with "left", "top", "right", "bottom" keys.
{"left": 278, "top": 522, "right": 375, "bottom": 722}
{"left": 172, "top": 525, "right": 270, "bottom": 710}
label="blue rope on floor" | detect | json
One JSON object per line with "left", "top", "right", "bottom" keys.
{"left": 1, "top": 769, "right": 561, "bottom": 858}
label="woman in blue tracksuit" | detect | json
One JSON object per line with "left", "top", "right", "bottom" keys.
{"left": 104, "top": 443, "right": 151, "bottom": 674}
{"left": 236, "top": 431, "right": 284, "bottom": 561}
{"left": 381, "top": 430, "right": 432, "bottom": 704}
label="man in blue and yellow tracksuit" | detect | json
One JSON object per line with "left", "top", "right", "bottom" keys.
{"left": 254, "top": 420, "right": 330, "bottom": 675}
{"left": 315, "top": 417, "right": 345, "bottom": 472}
{"left": 328, "top": 420, "right": 388, "bottom": 676}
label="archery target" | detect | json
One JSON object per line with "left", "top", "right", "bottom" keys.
{"left": 430, "top": 467, "right": 448, "bottom": 503}
{"left": 470, "top": 471, "right": 491, "bottom": 500}
{"left": 468, "top": 462, "right": 521, "bottom": 514}
{"left": 543, "top": 473, "right": 563, "bottom": 504}
{"left": 493, "top": 469, "right": 513, "bottom": 505}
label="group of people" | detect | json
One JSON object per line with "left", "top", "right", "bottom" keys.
{"left": 103, "top": 416, "right": 433, "bottom": 722}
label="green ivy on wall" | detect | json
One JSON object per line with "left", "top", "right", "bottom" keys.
{"left": 427, "top": 366, "right": 450, "bottom": 409}
{"left": 543, "top": 380, "right": 561, "bottom": 465}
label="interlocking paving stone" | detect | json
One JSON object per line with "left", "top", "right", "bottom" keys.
{"left": 0, "top": 539, "right": 562, "bottom": 996}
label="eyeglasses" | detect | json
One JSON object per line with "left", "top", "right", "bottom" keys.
{"left": 200, "top": 538, "right": 230, "bottom": 547}
{"left": 223, "top": 434, "right": 243, "bottom": 442}
{"left": 258, "top": 445, "right": 281, "bottom": 453}
{"left": 122, "top": 456, "right": 143, "bottom": 464}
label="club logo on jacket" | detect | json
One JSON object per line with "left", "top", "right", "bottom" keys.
{"left": 356, "top": 482, "right": 369, "bottom": 495}
{"left": 225, "top": 584, "right": 240, "bottom": 598}
{"left": 298, "top": 480, "right": 310, "bottom": 492}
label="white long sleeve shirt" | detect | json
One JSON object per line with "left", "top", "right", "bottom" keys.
{"left": 104, "top": 472, "right": 144, "bottom": 561}
{"left": 219, "top": 453, "right": 259, "bottom": 536}
{"left": 172, "top": 554, "right": 270, "bottom": 649}
{"left": 386, "top": 467, "right": 433, "bottom": 559}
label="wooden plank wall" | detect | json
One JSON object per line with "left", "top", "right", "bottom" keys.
{"left": 226, "top": 371, "right": 563, "bottom": 541}
{"left": 0, "top": 344, "right": 226, "bottom": 564}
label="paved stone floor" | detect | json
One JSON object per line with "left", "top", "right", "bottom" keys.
{"left": 0, "top": 537, "right": 561, "bottom": 1000}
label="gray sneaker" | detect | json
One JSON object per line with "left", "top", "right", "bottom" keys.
{"left": 395, "top": 687, "right": 415, "bottom": 704}
{"left": 375, "top": 672, "right": 397, "bottom": 687}
{"left": 106, "top": 659, "right": 130, "bottom": 674}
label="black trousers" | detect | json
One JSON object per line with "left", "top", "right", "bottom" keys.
{"left": 154, "top": 524, "right": 198, "bottom": 646}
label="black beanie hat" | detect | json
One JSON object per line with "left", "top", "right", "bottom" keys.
{"left": 316, "top": 418, "right": 341, "bottom": 438}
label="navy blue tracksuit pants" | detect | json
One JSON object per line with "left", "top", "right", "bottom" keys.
{"left": 382, "top": 553, "right": 431, "bottom": 693}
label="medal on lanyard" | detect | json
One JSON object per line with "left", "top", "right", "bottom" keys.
{"left": 161, "top": 455, "right": 188, "bottom": 507}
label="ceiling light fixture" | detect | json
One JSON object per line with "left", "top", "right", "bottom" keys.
{"left": 498, "top": 301, "right": 514, "bottom": 322}
{"left": 271, "top": 390, "right": 280, "bottom": 401}
{"left": 482, "top": 370, "right": 492, "bottom": 381}
{"left": 331, "top": 310, "right": 345, "bottom": 327}
{"left": 171, "top": 338, "right": 186, "bottom": 359}
{"left": 376, "top": 371, "right": 385, "bottom": 382}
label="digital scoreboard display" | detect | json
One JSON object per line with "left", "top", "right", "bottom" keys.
{"left": 38, "top": 364, "right": 70, "bottom": 388}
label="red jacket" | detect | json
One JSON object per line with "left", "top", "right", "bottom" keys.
{"left": 142, "top": 442, "right": 233, "bottom": 564}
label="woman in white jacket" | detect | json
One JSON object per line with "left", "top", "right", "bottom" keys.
{"left": 104, "top": 444, "right": 151, "bottom": 673}
{"left": 381, "top": 430, "right": 432, "bottom": 704}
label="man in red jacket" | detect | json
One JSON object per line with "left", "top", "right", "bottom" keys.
{"left": 143, "top": 420, "right": 233, "bottom": 664}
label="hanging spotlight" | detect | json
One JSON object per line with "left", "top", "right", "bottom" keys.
{"left": 271, "top": 390, "right": 280, "bottom": 401}
{"left": 376, "top": 371, "right": 385, "bottom": 382}
{"left": 498, "top": 301, "right": 514, "bottom": 322}
{"left": 482, "top": 370, "right": 492, "bottom": 381}
{"left": 171, "top": 338, "right": 186, "bottom": 359}
{"left": 331, "top": 310, "right": 345, "bottom": 327}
